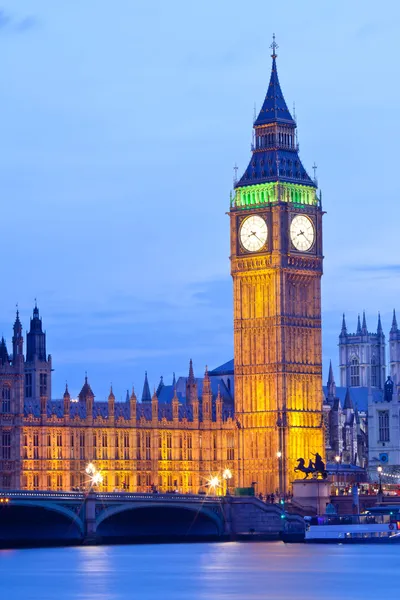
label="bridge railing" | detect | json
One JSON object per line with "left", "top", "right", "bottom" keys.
{"left": 0, "top": 490, "right": 225, "bottom": 503}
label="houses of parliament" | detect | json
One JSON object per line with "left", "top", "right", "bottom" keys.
{"left": 0, "top": 43, "right": 327, "bottom": 495}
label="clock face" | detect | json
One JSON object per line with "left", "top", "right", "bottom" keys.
{"left": 240, "top": 215, "right": 268, "bottom": 252}
{"left": 290, "top": 215, "right": 315, "bottom": 252}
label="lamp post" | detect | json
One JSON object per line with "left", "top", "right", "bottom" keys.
{"left": 335, "top": 455, "right": 341, "bottom": 496}
{"left": 223, "top": 468, "right": 233, "bottom": 496}
{"left": 277, "top": 451, "right": 282, "bottom": 500}
{"left": 377, "top": 466, "right": 383, "bottom": 495}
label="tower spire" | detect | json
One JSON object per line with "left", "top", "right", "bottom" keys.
{"left": 377, "top": 312, "right": 383, "bottom": 334}
{"left": 235, "top": 39, "right": 315, "bottom": 192}
{"left": 361, "top": 311, "right": 368, "bottom": 334}
{"left": 391, "top": 309, "right": 398, "bottom": 333}
{"left": 341, "top": 313, "right": 347, "bottom": 335}
{"left": 356, "top": 314, "right": 362, "bottom": 335}
{"left": 141, "top": 371, "right": 151, "bottom": 402}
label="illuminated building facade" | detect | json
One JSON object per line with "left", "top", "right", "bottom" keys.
{"left": 0, "top": 308, "right": 237, "bottom": 492}
{"left": 0, "top": 44, "right": 326, "bottom": 495}
{"left": 230, "top": 39, "right": 324, "bottom": 493}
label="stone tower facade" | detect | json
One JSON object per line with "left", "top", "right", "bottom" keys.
{"left": 339, "top": 312, "right": 385, "bottom": 389}
{"left": 230, "top": 41, "right": 324, "bottom": 494}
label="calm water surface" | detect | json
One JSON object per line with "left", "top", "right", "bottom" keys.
{"left": 0, "top": 542, "right": 397, "bottom": 600}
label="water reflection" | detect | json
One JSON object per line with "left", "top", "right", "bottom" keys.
{"left": 0, "top": 542, "right": 398, "bottom": 600}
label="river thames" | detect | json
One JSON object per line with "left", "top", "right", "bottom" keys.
{"left": 0, "top": 542, "right": 397, "bottom": 599}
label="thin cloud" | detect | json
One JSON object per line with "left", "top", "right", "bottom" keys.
{"left": 0, "top": 9, "right": 38, "bottom": 33}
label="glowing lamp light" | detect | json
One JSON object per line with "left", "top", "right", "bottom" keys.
{"left": 335, "top": 455, "right": 341, "bottom": 463}
{"left": 207, "top": 476, "right": 220, "bottom": 492}
{"left": 85, "top": 463, "right": 96, "bottom": 476}
{"left": 223, "top": 469, "right": 232, "bottom": 480}
{"left": 92, "top": 472, "right": 103, "bottom": 486}
{"left": 276, "top": 451, "right": 282, "bottom": 459}
{"left": 377, "top": 466, "right": 383, "bottom": 474}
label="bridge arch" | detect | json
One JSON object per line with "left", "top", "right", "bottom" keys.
{"left": 0, "top": 500, "right": 84, "bottom": 543}
{"left": 96, "top": 501, "right": 223, "bottom": 539}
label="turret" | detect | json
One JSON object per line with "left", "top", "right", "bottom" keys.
{"left": 141, "top": 371, "right": 151, "bottom": 402}
{"left": 390, "top": 309, "right": 400, "bottom": 385}
{"left": 12, "top": 310, "right": 23, "bottom": 364}
{"left": 129, "top": 386, "right": 137, "bottom": 425}
{"left": 63, "top": 383, "right": 70, "bottom": 418}
{"left": 26, "top": 304, "right": 46, "bottom": 362}
{"left": 202, "top": 367, "right": 212, "bottom": 421}
{"left": 172, "top": 387, "right": 179, "bottom": 422}
{"left": 108, "top": 385, "right": 115, "bottom": 423}
{"left": 151, "top": 388, "right": 158, "bottom": 422}
{"left": 156, "top": 376, "right": 164, "bottom": 397}
{"left": 78, "top": 375, "right": 94, "bottom": 420}
{"left": 0, "top": 337, "right": 9, "bottom": 366}
{"left": 326, "top": 360, "right": 336, "bottom": 401}
{"left": 216, "top": 385, "right": 222, "bottom": 422}
{"left": 186, "top": 359, "right": 198, "bottom": 405}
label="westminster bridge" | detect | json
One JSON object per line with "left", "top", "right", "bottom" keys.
{"left": 0, "top": 490, "right": 304, "bottom": 545}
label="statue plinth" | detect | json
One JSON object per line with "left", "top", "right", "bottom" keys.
{"left": 292, "top": 478, "right": 331, "bottom": 515}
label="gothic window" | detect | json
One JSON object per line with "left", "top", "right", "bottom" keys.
{"left": 199, "top": 433, "right": 202, "bottom": 461}
{"left": 57, "top": 433, "right": 62, "bottom": 459}
{"left": 46, "top": 434, "right": 51, "bottom": 459}
{"left": 1, "top": 386, "right": 11, "bottom": 414}
{"left": 115, "top": 434, "right": 119, "bottom": 460}
{"left": 33, "top": 474, "right": 39, "bottom": 490}
{"left": 378, "top": 411, "right": 390, "bottom": 442}
{"left": 371, "top": 357, "right": 378, "bottom": 387}
{"left": 227, "top": 433, "right": 235, "bottom": 461}
{"left": 213, "top": 433, "right": 217, "bottom": 461}
{"left": 25, "top": 373, "right": 32, "bottom": 398}
{"left": 56, "top": 474, "right": 62, "bottom": 491}
{"left": 80, "top": 432, "right": 85, "bottom": 459}
{"left": 33, "top": 433, "right": 39, "bottom": 459}
{"left": 158, "top": 433, "right": 163, "bottom": 460}
{"left": 40, "top": 373, "right": 47, "bottom": 397}
{"left": 167, "top": 433, "right": 172, "bottom": 460}
{"left": 187, "top": 434, "right": 192, "bottom": 461}
{"left": 1, "top": 431, "right": 11, "bottom": 459}
{"left": 124, "top": 433, "right": 129, "bottom": 460}
{"left": 145, "top": 433, "right": 151, "bottom": 460}
{"left": 350, "top": 358, "right": 360, "bottom": 387}
{"left": 102, "top": 433, "right": 108, "bottom": 459}
{"left": 136, "top": 432, "right": 141, "bottom": 459}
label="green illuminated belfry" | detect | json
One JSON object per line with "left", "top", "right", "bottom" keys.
{"left": 232, "top": 36, "right": 318, "bottom": 209}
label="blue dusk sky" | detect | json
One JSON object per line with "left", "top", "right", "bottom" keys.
{"left": 1, "top": 0, "right": 399, "bottom": 400}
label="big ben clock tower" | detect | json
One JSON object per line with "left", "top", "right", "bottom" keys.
{"left": 231, "top": 38, "right": 324, "bottom": 494}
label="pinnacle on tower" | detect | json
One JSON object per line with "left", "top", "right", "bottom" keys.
{"left": 356, "top": 314, "right": 362, "bottom": 335}
{"left": 391, "top": 309, "right": 399, "bottom": 333}
{"left": 235, "top": 36, "right": 315, "bottom": 191}
{"left": 327, "top": 360, "right": 335, "bottom": 388}
{"left": 0, "top": 337, "right": 9, "bottom": 365}
{"left": 78, "top": 375, "right": 94, "bottom": 401}
{"left": 188, "top": 359, "right": 195, "bottom": 384}
{"left": 341, "top": 313, "right": 347, "bottom": 335}
{"left": 63, "top": 383, "right": 70, "bottom": 400}
{"left": 377, "top": 312, "right": 383, "bottom": 334}
{"left": 141, "top": 371, "right": 151, "bottom": 402}
{"left": 343, "top": 388, "right": 353, "bottom": 411}
{"left": 156, "top": 375, "right": 164, "bottom": 397}
{"left": 130, "top": 386, "right": 136, "bottom": 402}
{"left": 13, "top": 309, "right": 22, "bottom": 334}
{"left": 108, "top": 385, "right": 115, "bottom": 401}
{"left": 172, "top": 372, "right": 176, "bottom": 387}
{"left": 361, "top": 311, "right": 368, "bottom": 334}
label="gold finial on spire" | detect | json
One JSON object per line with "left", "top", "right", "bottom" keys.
{"left": 270, "top": 33, "right": 278, "bottom": 58}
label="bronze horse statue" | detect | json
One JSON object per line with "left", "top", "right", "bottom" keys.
{"left": 294, "top": 453, "right": 328, "bottom": 479}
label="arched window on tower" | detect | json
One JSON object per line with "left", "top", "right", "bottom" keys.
{"left": 371, "top": 356, "right": 378, "bottom": 387}
{"left": 350, "top": 357, "right": 360, "bottom": 387}
{"left": 1, "top": 386, "right": 11, "bottom": 414}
